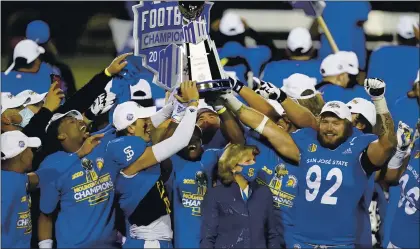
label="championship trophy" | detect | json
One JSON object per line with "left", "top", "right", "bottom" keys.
{"left": 132, "top": 1, "right": 230, "bottom": 99}
{"left": 178, "top": 1, "right": 231, "bottom": 98}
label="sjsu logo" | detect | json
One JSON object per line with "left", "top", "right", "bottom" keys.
{"left": 308, "top": 143, "right": 317, "bottom": 152}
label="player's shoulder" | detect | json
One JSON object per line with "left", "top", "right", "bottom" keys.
{"left": 1, "top": 171, "right": 27, "bottom": 185}
{"left": 347, "top": 128, "right": 378, "bottom": 147}
{"left": 202, "top": 148, "right": 222, "bottom": 159}
{"left": 291, "top": 128, "right": 316, "bottom": 142}
{"left": 107, "top": 135, "right": 147, "bottom": 150}
{"left": 40, "top": 151, "right": 72, "bottom": 170}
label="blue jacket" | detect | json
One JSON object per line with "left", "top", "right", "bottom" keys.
{"left": 200, "top": 181, "right": 280, "bottom": 248}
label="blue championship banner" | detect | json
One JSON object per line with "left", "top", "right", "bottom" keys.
{"left": 133, "top": 1, "right": 212, "bottom": 91}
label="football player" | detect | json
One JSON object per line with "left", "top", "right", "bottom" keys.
{"left": 388, "top": 121, "right": 420, "bottom": 248}
{"left": 105, "top": 81, "right": 199, "bottom": 248}
{"left": 1, "top": 131, "right": 101, "bottom": 248}
{"left": 224, "top": 78, "right": 397, "bottom": 248}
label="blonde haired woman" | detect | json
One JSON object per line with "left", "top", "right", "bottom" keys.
{"left": 200, "top": 144, "right": 280, "bottom": 249}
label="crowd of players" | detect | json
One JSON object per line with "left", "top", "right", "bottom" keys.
{"left": 1, "top": 5, "right": 420, "bottom": 249}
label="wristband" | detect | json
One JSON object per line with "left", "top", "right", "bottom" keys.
{"left": 188, "top": 99, "right": 198, "bottom": 104}
{"left": 104, "top": 68, "right": 112, "bottom": 77}
{"left": 373, "top": 98, "right": 389, "bottom": 114}
{"left": 216, "top": 107, "right": 227, "bottom": 115}
{"left": 232, "top": 79, "right": 245, "bottom": 93}
{"left": 255, "top": 116, "right": 269, "bottom": 134}
{"left": 39, "top": 239, "right": 53, "bottom": 249}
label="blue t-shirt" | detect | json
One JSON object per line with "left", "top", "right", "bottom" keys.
{"left": 382, "top": 96, "right": 418, "bottom": 247}
{"left": 356, "top": 173, "right": 375, "bottom": 247}
{"left": 245, "top": 132, "right": 299, "bottom": 246}
{"left": 202, "top": 129, "right": 228, "bottom": 150}
{"left": 1, "top": 62, "right": 55, "bottom": 95}
{"left": 172, "top": 149, "right": 222, "bottom": 248}
{"left": 317, "top": 83, "right": 370, "bottom": 103}
{"left": 1, "top": 171, "right": 31, "bottom": 248}
{"left": 39, "top": 128, "right": 118, "bottom": 248}
{"left": 106, "top": 136, "right": 162, "bottom": 219}
{"left": 318, "top": 2, "right": 371, "bottom": 70}
{"left": 262, "top": 59, "right": 323, "bottom": 87}
{"left": 390, "top": 143, "right": 420, "bottom": 248}
{"left": 292, "top": 128, "right": 377, "bottom": 246}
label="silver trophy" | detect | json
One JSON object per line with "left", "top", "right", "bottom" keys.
{"left": 178, "top": 1, "right": 230, "bottom": 98}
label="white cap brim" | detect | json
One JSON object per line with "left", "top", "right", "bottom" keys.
{"left": 24, "top": 92, "right": 48, "bottom": 106}
{"left": 346, "top": 66, "right": 359, "bottom": 75}
{"left": 135, "top": 106, "right": 157, "bottom": 119}
{"left": 27, "top": 137, "right": 42, "bottom": 148}
{"left": 45, "top": 110, "right": 83, "bottom": 132}
{"left": 1, "top": 95, "right": 30, "bottom": 114}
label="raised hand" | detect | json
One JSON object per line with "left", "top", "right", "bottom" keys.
{"left": 253, "top": 77, "right": 281, "bottom": 100}
{"left": 106, "top": 53, "right": 133, "bottom": 76}
{"left": 364, "top": 78, "right": 386, "bottom": 100}
{"left": 174, "top": 81, "right": 199, "bottom": 106}
{"left": 43, "top": 82, "right": 65, "bottom": 112}
{"left": 396, "top": 121, "right": 413, "bottom": 151}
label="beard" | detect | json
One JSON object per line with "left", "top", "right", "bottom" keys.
{"left": 317, "top": 124, "right": 353, "bottom": 150}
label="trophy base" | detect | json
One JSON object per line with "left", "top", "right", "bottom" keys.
{"left": 196, "top": 79, "right": 231, "bottom": 99}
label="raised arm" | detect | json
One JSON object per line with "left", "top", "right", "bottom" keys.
{"left": 365, "top": 78, "right": 397, "bottom": 166}
{"left": 211, "top": 98, "right": 245, "bottom": 145}
{"left": 221, "top": 93, "right": 300, "bottom": 163}
{"left": 121, "top": 81, "right": 199, "bottom": 176}
{"left": 57, "top": 53, "right": 132, "bottom": 115}
{"left": 376, "top": 121, "right": 416, "bottom": 184}
{"left": 231, "top": 77, "right": 318, "bottom": 130}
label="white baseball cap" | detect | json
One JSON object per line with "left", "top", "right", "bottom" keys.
{"left": 337, "top": 51, "right": 359, "bottom": 75}
{"left": 219, "top": 11, "right": 245, "bottom": 36}
{"left": 281, "top": 73, "right": 318, "bottom": 99}
{"left": 1, "top": 130, "right": 41, "bottom": 160}
{"left": 1, "top": 92, "right": 30, "bottom": 114}
{"left": 320, "top": 53, "right": 358, "bottom": 77}
{"left": 113, "top": 101, "right": 157, "bottom": 131}
{"left": 16, "top": 90, "right": 48, "bottom": 106}
{"left": 347, "top": 98, "right": 376, "bottom": 126}
{"left": 45, "top": 110, "right": 84, "bottom": 132}
{"left": 397, "top": 15, "right": 419, "bottom": 39}
{"left": 4, "top": 39, "right": 45, "bottom": 75}
{"left": 320, "top": 101, "right": 352, "bottom": 122}
{"left": 287, "top": 27, "right": 312, "bottom": 53}
{"left": 267, "top": 99, "right": 285, "bottom": 116}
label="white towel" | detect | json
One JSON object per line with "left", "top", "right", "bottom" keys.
{"left": 129, "top": 214, "right": 173, "bottom": 241}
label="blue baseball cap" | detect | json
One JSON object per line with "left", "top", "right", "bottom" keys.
{"left": 26, "top": 20, "right": 50, "bottom": 44}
